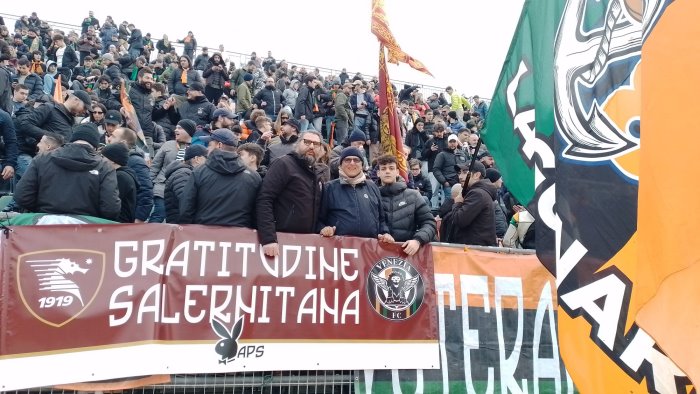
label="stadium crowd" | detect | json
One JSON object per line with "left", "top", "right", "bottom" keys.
{"left": 0, "top": 11, "right": 535, "bottom": 250}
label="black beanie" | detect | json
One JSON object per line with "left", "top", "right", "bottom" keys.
{"left": 178, "top": 119, "right": 197, "bottom": 137}
{"left": 70, "top": 123, "right": 100, "bottom": 149}
{"left": 102, "top": 143, "right": 130, "bottom": 166}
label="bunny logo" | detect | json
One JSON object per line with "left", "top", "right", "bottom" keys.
{"left": 16, "top": 249, "right": 105, "bottom": 327}
{"left": 366, "top": 256, "right": 425, "bottom": 321}
{"left": 210, "top": 316, "right": 244, "bottom": 365}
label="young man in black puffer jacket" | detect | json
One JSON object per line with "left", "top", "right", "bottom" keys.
{"left": 377, "top": 154, "right": 436, "bottom": 256}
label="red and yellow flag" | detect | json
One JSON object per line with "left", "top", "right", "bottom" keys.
{"left": 371, "top": 0, "right": 432, "bottom": 76}
{"left": 53, "top": 75, "right": 63, "bottom": 104}
{"left": 119, "top": 81, "right": 148, "bottom": 149}
{"left": 377, "top": 45, "right": 407, "bottom": 180}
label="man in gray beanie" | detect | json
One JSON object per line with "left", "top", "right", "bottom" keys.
{"left": 15, "top": 123, "right": 121, "bottom": 220}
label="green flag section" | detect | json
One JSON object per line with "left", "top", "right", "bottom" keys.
{"left": 481, "top": 0, "right": 564, "bottom": 207}
{"left": 1, "top": 213, "right": 117, "bottom": 226}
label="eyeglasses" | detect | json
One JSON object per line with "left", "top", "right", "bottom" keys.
{"left": 302, "top": 139, "right": 322, "bottom": 148}
{"left": 342, "top": 157, "right": 362, "bottom": 164}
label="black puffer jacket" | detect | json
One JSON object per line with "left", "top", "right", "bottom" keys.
{"left": 421, "top": 135, "right": 448, "bottom": 171}
{"left": 202, "top": 55, "right": 229, "bottom": 89}
{"left": 177, "top": 96, "right": 215, "bottom": 126}
{"left": 447, "top": 180, "right": 497, "bottom": 246}
{"left": 115, "top": 165, "right": 137, "bottom": 223}
{"left": 15, "top": 143, "right": 120, "bottom": 220}
{"left": 128, "top": 83, "right": 155, "bottom": 138}
{"left": 380, "top": 182, "right": 436, "bottom": 244}
{"left": 256, "top": 152, "right": 324, "bottom": 245}
{"left": 163, "top": 160, "right": 193, "bottom": 224}
{"left": 22, "top": 73, "right": 44, "bottom": 100}
{"left": 433, "top": 148, "right": 468, "bottom": 186}
{"left": 253, "top": 86, "right": 284, "bottom": 117}
{"left": 128, "top": 148, "right": 153, "bottom": 222}
{"left": 179, "top": 149, "right": 262, "bottom": 226}
{"left": 15, "top": 102, "right": 75, "bottom": 156}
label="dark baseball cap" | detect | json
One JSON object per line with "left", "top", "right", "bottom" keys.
{"left": 199, "top": 128, "right": 238, "bottom": 146}
{"left": 104, "top": 110, "right": 123, "bottom": 125}
{"left": 187, "top": 81, "right": 205, "bottom": 92}
{"left": 71, "top": 90, "right": 92, "bottom": 107}
{"left": 285, "top": 118, "right": 301, "bottom": 131}
{"left": 212, "top": 108, "right": 237, "bottom": 119}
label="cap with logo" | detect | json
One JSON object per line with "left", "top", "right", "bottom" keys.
{"left": 199, "top": 128, "right": 239, "bottom": 146}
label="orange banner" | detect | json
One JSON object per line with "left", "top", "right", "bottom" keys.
{"left": 53, "top": 75, "right": 63, "bottom": 104}
{"left": 371, "top": 0, "right": 432, "bottom": 76}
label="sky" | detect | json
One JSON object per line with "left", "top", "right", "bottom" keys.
{"left": 2, "top": 0, "right": 524, "bottom": 99}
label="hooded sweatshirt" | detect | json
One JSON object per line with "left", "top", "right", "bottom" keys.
{"left": 178, "top": 149, "right": 262, "bottom": 226}
{"left": 14, "top": 143, "right": 121, "bottom": 220}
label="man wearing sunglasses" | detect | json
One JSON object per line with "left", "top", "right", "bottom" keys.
{"left": 257, "top": 130, "right": 326, "bottom": 257}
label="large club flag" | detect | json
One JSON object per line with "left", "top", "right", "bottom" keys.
{"left": 53, "top": 75, "right": 64, "bottom": 104}
{"left": 485, "top": 0, "right": 695, "bottom": 392}
{"left": 377, "top": 45, "right": 407, "bottom": 180}
{"left": 371, "top": 0, "right": 432, "bottom": 76}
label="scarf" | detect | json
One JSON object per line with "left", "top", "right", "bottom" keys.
{"left": 339, "top": 169, "right": 366, "bottom": 186}
{"left": 181, "top": 68, "right": 188, "bottom": 84}
{"left": 30, "top": 61, "right": 44, "bottom": 75}
{"left": 29, "top": 37, "right": 39, "bottom": 52}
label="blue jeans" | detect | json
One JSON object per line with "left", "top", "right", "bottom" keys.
{"left": 148, "top": 197, "right": 166, "bottom": 223}
{"left": 5, "top": 154, "right": 33, "bottom": 211}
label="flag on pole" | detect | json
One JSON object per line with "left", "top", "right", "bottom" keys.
{"left": 119, "top": 80, "right": 148, "bottom": 149}
{"left": 484, "top": 0, "right": 694, "bottom": 392}
{"left": 53, "top": 75, "right": 64, "bottom": 104}
{"left": 371, "top": 0, "right": 432, "bottom": 76}
{"left": 377, "top": 45, "right": 407, "bottom": 180}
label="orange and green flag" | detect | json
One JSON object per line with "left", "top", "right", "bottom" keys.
{"left": 485, "top": 0, "right": 696, "bottom": 392}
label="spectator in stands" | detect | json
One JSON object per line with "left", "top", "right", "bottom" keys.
{"left": 81, "top": 11, "right": 100, "bottom": 34}
{"left": 409, "top": 159, "right": 432, "bottom": 204}
{"left": 237, "top": 142, "right": 265, "bottom": 178}
{"left": 128, "top": 67, "right": 156, "bottom": 153}
{"left": 164, "top": 144, "right": 208, "bottom": 223}
{"left": 350, "top": 80, "right": 374, "bottom": 139}
{"left": 168, "top": 55, "right": 202, "bottom": 96}
{"left": 256, "top": 129, "right": 325, "bottom": 256}
{"left": 203, "top": 52, "right": 229, "bottom": 105}
{"left": 102, "top": 110, "right": 122, "bottom": 143}
{"left": 11, "top": 84, "right": 29, "bottom": 116}
{"left": 15, "top": 91, "right": 92, "bottom": 182}
{"left": 100, "top": 22, "right": 118, "bottom": 54}
{"left": 179, "top": 31, "right": 197, "bottom": 60}
{"left": 421, "top": 124, "right": 449, "bottom": 208}
{"left": 106, "top": 126, "right": 153, "bottom": 223}
{"left": 127, "top": 28, "right": 144, "bottom": 59}
{"left": 15, "top": 124, "right": 120, "bottom": 220}
{"left": 0, "top": 109, "right": 18, "bottom": 181}
{"left": 230, "top": 61, "right": 257, "bottom": 93}
{"left": 294, "top": 75, "right": 319, "bottom": 131}
{"left": 36, "top": 132, "right": 63, "bottom": 155}
{"left": 179, "top": 128, "right": 261, "bottom": 227}
{"left": 17, "top": 59, "right": 44, "bottom": 100}
{"left": 176, "top": 82, "right": 215, "bottom": 126}
{"left": 485, "top": 168, "right": 508, "bottom": 240}
{"left": 236, "top": 73, "right": 253, "bottom": 118}
{"left": 433, "top": 134, "right": 468, "bottom": 199}
{"left": 101, "top": 143, "right": 137, "bottom": 223}
{"left": 318, "top": 146, "right": 391, "bottom": 239}
{"left": 445, "top": 86, "right": 468, "bottom": 122}
{"left": 211, "top": 108, "right": 236, "bottom": 130}
{"left": 377, "top": 154, "right": 436, "bottom": 255}
{"left": 41, "top": 61, "right": 57, "bottom": 95}
{"left": 156, "top": 34, "right": 172, "bottom": 55}
{"left": 25, "top": 30, "right": 44, "bottom": 59}
{"left": 149, "top": 119, "right": 196, "bottom": 223}
{"left": 12, "top": 34, "right": 29, "bottom": 60}
{"left": 71, "top": 55, "right": 95, "bottom": 90}
{"left": 334, "top": 82, "right": 354, "bottom": 146}
{"left": 193, "top": 46, "right": 209, "bottom": 76}
{"left": 260, "top": 118, "right": 300, "bottom": 165}
{"left": 84, "top": 102, "right": 107, "bottom": 135}
{"left": 254, "top": 76, "right": 284, "bottom": 121}
{"left": 78, "top": 27, "right": 101, "bottom": 65}
{"left": 283, "top": 79, "right": 300, "bottom": 112}
{"left": 0, "top": 54, "right": 12, "bottom": 115}
{"left": 404, "top": 118, "right": 429, "bottom": 161}
{"left": 329, "top": 128, "right": 368, "bottom": 179}
{"left": 473, "top": 95, "right": 489, "bottom": 120}
{"left": 47, "top": 34, "right": 79, "bottom": 83}
{"left": 447, "top": 161, "right": 497, "bottom": 246}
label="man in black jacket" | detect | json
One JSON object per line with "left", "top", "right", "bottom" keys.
{"left": 432, "top": 134, "right": 468, "bottom": 204}
{"left": 377, "top": 154, "right": 436, "bottom": 256}
{"left": 107, "top": 127, "right": 153, "bottom": 223}
{"left": 294, "top": 75, "right": 318, "bottom": 131}
{"left": 47, "top": 34, "right": 78, "bottom": 82}
{"left": 163, "top": 144, "right": 207, "bottom": 224}
{"left": 128, "top": 67, "right": 156, "bottom": 146}
{"left": 447, "top": 161, "right": 497, "bottom": 246}
{"left": 256, "top": 130, "right": 324, "bottom": 257}
{"left": 179, "top": 128, "right": 260, "bottom": 226}
{"left": 421, "top": 124, "right": 449, "bottom": 208}
{"left": 101, "top": 143, "right": 137, "bottom": 223}
{"left": 253, "top": 77, "right": 285, "bottom": 120}
{"left": 177, "top": 82, "right": 215, "bottom": 126}
{"left": 15, "top": 124, "right": 121, "bottom": 220}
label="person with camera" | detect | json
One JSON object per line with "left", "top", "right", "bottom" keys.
{"left": 203, "top": 52, "right": 230, "bottom": 106}
{"left": 71, "top": 56, "right": 96, "bottom": 91}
